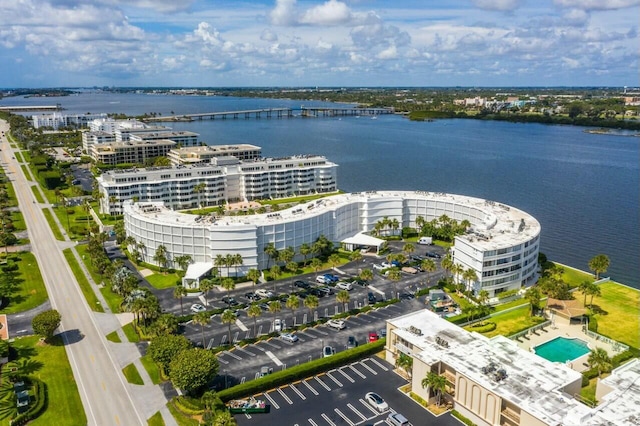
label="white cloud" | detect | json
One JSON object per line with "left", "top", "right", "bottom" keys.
{"left": 260, "top": 29, "right": 278, "bottom": 42}
{"left": 300, "top": 0, "right": 352, "bottom": 26}
{"left": 270, "top": 0, "right": 298, "bottom": 26}
{"left": 554, "top": 0, "right": 639, "bottom": 10}
{"left": 377, "top": 45, "right": 397, "bottom": 59}
{"left": 471, "top": 0, "right": 523, "bottom": 11}
{"left": 562, "top": 9, "right": 589, "bottom": 26}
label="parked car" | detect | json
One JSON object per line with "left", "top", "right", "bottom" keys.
{"left": 368, "top": 292, "right": 377, "bottom": 304}
{"left": 402, "top": 266, "right": 417, "bottom": 274}
{"left": 426, "top": 252, "right": 441, "bottom": 259}
{"left": 335, "top": 282, "right": 353, "bottom": 291}
{"left": 315, "top": 275, "right": 330, "bottom": 284}
{"left": 258, "top": 303, "right": 269, "bottom": 311}
{"left": 326, "top": 319, "right": 346, "bottom": 330}
{"left": 256, "top": 289, "right": 275, "bottom": 298}
{"left": 387, "top": 413, "right": 411, "bottom": 426}
{"left": 280, "top": 332, "right": 299, "bottom": 343}
{"left": 372, "top": 263, "right": 385, "bottom": 271}
{"left": 316, "top": 286, "right": 333, "bottom": 295}
{"left": 274, "top": 318, "right": 284, "bottom": 332}
{"left": 380, "top": 261, "right": 392, "bottom": 269}
{"left": 410, "top": 255, "right": 424, "bottom": 261}
{"left": 323, "top": 273, "right": 339, "bottom": 283}
{"left": 294, "top": 280, "right": 310, "bottom": 289}
{"left": 365, "top": 392, "right": 388, "bottom": 412}
{"left": 221, "top": 296, "right": 239, "bottom": 306}
{"left": 244, "top": 292, "right": 260, "bottom": 301}
{"left": 323, "top": 346, "right": 335, "bottom": 358}
{"left": 259, "top": 366, "right": 273, "bottom": 377}
{"left": 190, "top": 303, "right": 206, "bottom": 313}
{"left": 417, "top": 236, "right": 433, "bottom": 245}
{"left": 368, "top": 332, "right": 379, "bottom": 342}
{"left": 347, "top": 336, "right": 358, "bottom": 349}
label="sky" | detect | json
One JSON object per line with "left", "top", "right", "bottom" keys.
{"left": 0, "top": 0, "right": 638, "bottom": 88}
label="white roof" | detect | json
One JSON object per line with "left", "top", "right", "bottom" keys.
{"left": 341, "top": 232, "right": 384, "bottom": 248}
{"left": 184, "top": 262, "right": 214, "bottom": 280}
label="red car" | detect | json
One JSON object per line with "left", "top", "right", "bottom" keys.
{"left": 368, "top": 332, "right": 379, "bottom": 342}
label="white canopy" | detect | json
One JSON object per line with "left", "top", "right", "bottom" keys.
{"left": 182, "top": 262, "right": 214, "bottom": 288}
{"left": 341, "top": 232, "right": 384, "bottom": 253}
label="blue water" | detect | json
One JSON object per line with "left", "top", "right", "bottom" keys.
{"left": 534, "top": 337, "right": 591, "bottom": 363}
{"left": 2, "top": 92, "right": 638, "bottom": 288}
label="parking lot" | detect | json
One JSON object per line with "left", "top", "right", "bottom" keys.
{"left": 235, "top": 357, "right": 460, "bottom": 426}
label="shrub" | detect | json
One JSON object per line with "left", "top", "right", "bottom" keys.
{"left": 496, "top": 289, "right": 519, "bottom": 300}
{"left": 174, "top": 396, "right": 205, "bottom": 415}
{"left": 10, "top": 379, "right": 47, "bottom": 426}
{"left": 469, "top": 322, "right": 497, "bottom": 333}
{"left": 451, "top": 410, "right": 475, "bottom": 426}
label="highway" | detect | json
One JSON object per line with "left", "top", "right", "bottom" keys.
{"left": 0, "top": 119, "right": 144, "bottom": 426}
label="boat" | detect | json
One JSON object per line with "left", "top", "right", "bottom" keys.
{"left": 228, "top": 397, "right": 269, "bottom": 414}
{"left": 371, "top": 116, "right": 378, "bottom": 120}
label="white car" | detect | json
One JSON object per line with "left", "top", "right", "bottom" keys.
{"left": 274, "top": 318, "right": 284, "bottom": 332}
{"left": 190, "top": 303, "right": 206, "bottom": 313}
{"left": 326, "top": 319, "right": 346, "bottom": 330}
{"left": 372, "top": 263, "right": 385, "bottom": 271}
{"left": 315, "top": 275, "right": 330, "bottom": 284}
{"left": 365, "top": 392, "right": 389, "bottom": 412}
{"left": 256, "top": 289, "right": 275, "bottom": 299}
{"left": 280, "top": 332, "right": 299, "bottom": 343}
{"left": 335, "top": 282, "right": 353, "bottom": 291}
{"left": 323, "top": 346, "right": 335, "bottom": 358}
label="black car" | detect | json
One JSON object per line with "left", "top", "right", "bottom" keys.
{"left": 258, "top": 303, "right": 269, "bottom": 311}
{"left": 309, "top": 288, "right": 325, "bottom": 297}
{"left": 294, "top": 280, "right": 310, "bottom": 289}
{"left": 426, "top": 252, "right": 441, "bottom": 259}
{"left": 244, "top": 292, "right": 260, "bottom": 301}
{"left": 347, "top": 336, "right": 358, "bottom": 349}
{"left": 221, "top": 296, "right": 239, "bottom": 306}
{"left": 368, "top": 292, "right": 377, "bottom": 304}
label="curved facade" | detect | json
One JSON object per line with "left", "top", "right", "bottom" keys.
{"left": 123, "top": 191, "right": 540, "bottom": 296}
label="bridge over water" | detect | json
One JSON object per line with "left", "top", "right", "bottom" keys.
{"left": 147, "top": 106, "right": 395, "bottom": 122}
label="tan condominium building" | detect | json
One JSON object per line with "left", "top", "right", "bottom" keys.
{"left": 385, "top": 309, "right": 640, "bottom": 426}
{"left": 90, "top": 139, "right": 176, "bottom": 165}
{"left": 128, "top": 131, "right": 199, "bottom": 147}
{"left": 168, "top": 144, "right": 262, "bottom": 165}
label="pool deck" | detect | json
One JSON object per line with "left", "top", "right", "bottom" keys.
{"left": 513, "top": 321, "right": 618, "bottom": 372}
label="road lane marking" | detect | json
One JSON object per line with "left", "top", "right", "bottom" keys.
{"left": 327, "top": 371, "right": 343, "bottom": 387}
{"left": 337, "top": 368, "right": 355, "bottom": 383}
{"left": 102, "top": 381, "right": 106, "bottom": 390}
{"left": 367, "top": 357, "right": 389, "bottom": 371}
{"left": 207, "top": 338, "right": 215, "bottom": 349}
{"left": 290, "top": 383, "right": 306, "bottom": 400}
{"left": 347, "top": 403, "right": 367, "bottom": 421}
{"left": 115, "top": 415, "right": 120, "bottom": 425}
{"left": 262, "top": 340, "right": 281, "bottom": 349}
{"left": 303, "top": 380, "right": 319, "bottom": 395}
{"left": 277, "top": 387, "right": 293, "bottom": 404}
{"left": 265, "top": 350, "right": 283, "bottom": 366}
{"left": 263, "top": 392, "right": 280, "bottom": 409}
{"left": 321, "top": 413, "right": 337, "bottom": 426}
{"left": 315, "top": 376, "right": 331, "bottom": 391}
{"left": 348, "top": 364, "right": 366, "bottom": 379}
{"left": 334, "top": 408, "right": 354, "bottom": 426}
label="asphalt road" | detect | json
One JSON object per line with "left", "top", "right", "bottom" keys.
{"left": 0, "top": 120, "right": 145, "bottom": 426}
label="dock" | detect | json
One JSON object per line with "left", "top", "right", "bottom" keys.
{"left": 0, "top": 105, "right": 63, "bottom": 112}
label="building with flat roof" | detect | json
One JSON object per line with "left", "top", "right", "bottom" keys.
{"left": 168, "top": 144, "right": 262, "bottom": 165}
{"left": 99, "top": 154, "right": 338, "bottom": 215}
{"left": 122, "top": 191, "right": 539, "bottom": 293}
{"left": 90, "top": 139, "right": 176, "bottom": 165}
{"left": 81, "top": 131, "right": 116, "bottom": 153}
{"left": 32, "top": 112, "right": 107, "bottom": 129}
{"left": 129, "top": 131, "right": 199, "bottom": 147}
{"left": 385, "top": 309, "right": 640, "bottom": 426}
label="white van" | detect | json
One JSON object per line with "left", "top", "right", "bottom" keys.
{"left": 387, "top": 412, "right": 411, "bottom": 426}
{"left": 417, "top": 236, "right": 433, "bottom": 245}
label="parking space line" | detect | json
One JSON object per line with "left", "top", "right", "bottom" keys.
{"left": 337, "top": 368, "right": 355, "bottom": 383}
{"left": 369, "top": 286, "right": 385, "bottom": 296}
{"left": 233, "top": 331, "right": 239, "bottom": 343}
{"left": 220, "top": 335, "right": 228, "bottom": 345}
{"left": 367, "top": 357, "right": 389, "bottom": 371}
{"left": 347, "top": 403, "right": 367, "bottom": 421}
{"left": 223, "top": 350, "right": 242, "bottom": 360}
{"left": 321, "top": 413, "right": 337, "bottom": 426}
{"left": 308, "top": 418, "right": 319, "bottom": 426}
{"left": 206, "top": 338, "right": 215, "bottom": 350}
{"left": 348, "top": 364, "right": 366, "bottom": 379}
{"left": 277, "top": 387, "right": 293, "bottom": 405}
{"left": 290, "top": 383, "right": 307, "bottom": 400}
{"left": 235, "top": 319, "right": 248, "bottom": 332}
{"left": 262, "top": 340, "right": 281, "bottom": 349}
{"left": 315, "top": 376, "right": 332, "bottom": 391}
{"left": 358, "top": 398, "right": 379, "bottom": 415}
{"left": 235, "top": 346, "right": 256, "bottom": 357}
{"left": 265, "top": 350, "right": 283, "bottom": 366}
{"left": 334, "top": 408, "right": 355, "bottom": 426}
{"left": 327, "top": 371, "right": 343, "bottom": 387}
{"left": 303, "top": 380, "right": 319, "bottom": 395}
{"left": 216, "top": 356, "right": 229, "bottom": 365}
{"left": 359, "top": 361, "right": 378, "bottom": 375}
{"left": 263, "top": 392, "right": 280, "bottom": 410}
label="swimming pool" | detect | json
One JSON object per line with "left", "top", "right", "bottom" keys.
{"left": 533, "top": 337, "right": 590, "bottom": 363}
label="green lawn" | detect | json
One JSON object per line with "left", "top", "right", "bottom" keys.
{"left": 146, "top": 273, "right": 181, "bottom": 289}
{"left": 52, "top": 205, "right": 92, "bottom": 241}
{"left": 167, "top": 401, "right": 200, "bottom": 426}
{"left": 0, "top": 336, "right": 87, "bottom": 426}
{"left": 42, "top": 208, "right": 65, "bottom": 241}
{"left": 0, "top": 252, "right": 48, "bottom": 314}
{"left": 0, "top": 176, "right": 19, "bottom": 207}
{"left": 14, "top": 152, "right": 23, "bottom": 163}
{"left": 30, "top": 186, "right": 44, "bottom": 203}
{"left": 140, "top": 355, "right": 162, "bottom": 385}
{"left": 75, "top": 244, "right": 122, "bottom": 313}
{"left": 122, "top": 323, "right": 140, "bottom": 343}
{"left": 62, "top": 248, "right": 104, "bottom": 313}
{"left": 8, "top": 211, "right": 26, "bottom": 232}
{"left": 123, "top": 363, "right": 144, "bottom": 385}
{"left": 20, "top": 165, "right": 31, "bottom": 181}
{"left": 580, "top": 377, "right": 599, "bottom": 406}
{"left": 586, "top": 282, "right": 640, "bottom": 348}
{"left": 466, "top": 305, "right": 545, "bottom": 338}
{"left": 258, "top": 192, "right": 339, "bottom": 206}
{"left": 106, "top": 330, "right": 121, "bottom": 342}
{"left": 147, "top": 411, "right": 166, "bottom": 426}
{"left": 554, "top": 263, "right": 593, "bottom": 287}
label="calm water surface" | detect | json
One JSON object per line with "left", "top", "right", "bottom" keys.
{"left": 3, "top": 93, "right": 638, "bottom": 288}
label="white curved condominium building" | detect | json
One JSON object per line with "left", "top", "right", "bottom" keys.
{"left": 124, "top": 191, "right": 540, "bottom": 296}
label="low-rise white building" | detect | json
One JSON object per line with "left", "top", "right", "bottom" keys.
{"left": 32, "top": 112, "right": 107, "bottom": 129}
{"left": 385, "top": 309, "right": 640, "bottom": 426}
{"left": 81, "top": 131, "right": 116, "bottom": 153}
{"left": 129, "top": 131, "right": 199, "bottom": 147}
{"left": 100, "top": 154, "right": 338, "bottom": 215}
{"left": 122, "top": 191, "right": 539, "bottom": 294}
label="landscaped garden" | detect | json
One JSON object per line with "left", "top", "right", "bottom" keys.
{"left": 0, "top": 252, "right": 48, "bottom": 314}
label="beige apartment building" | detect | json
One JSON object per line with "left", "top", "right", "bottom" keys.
{"left": 168, "top": 144, "right": 262, "bottom": 165}
{"left": 90, "top": 139, "right": 176, "bottom": 165}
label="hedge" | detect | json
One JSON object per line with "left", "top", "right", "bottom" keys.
{"left": 468, "top": 322, "right": 496, "bottom": 333}
{"left": 174, "top": 396, "right": 205, "bottom": 415}
{"left": 10, "top": 378, "right": 47, "bottom": 426}
{"left": 451, "top": 410, "right": 475, "bottom": 426}
{"left": 217, "top": 339, "right": 386, "bottom": 401}
{"left": 581, "top": 349, "right": 636, "bottom": 386}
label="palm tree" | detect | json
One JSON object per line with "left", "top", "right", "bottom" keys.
{"left": 578, "top": 280, "right": 592, "bottom": 306}
{"left": 175, "top": 254, "right": 192, "bottom": 272}
{"left": 304, "top": 295, "right": 319, "bottom": 322}
{"left": 285, "top": 261, "right": 298, "bottom": 277}
{"left": 220, "top": 277, "right": 235, "bottom": 299}
{"left": 359, "top": 268, "right": 373, "bottom": 284}
{"left": 587, "top": 347, "right": 612, "bottom": 377}
{"left": 402, "top": 243, "right": 415, "bottom": 257}
{"left": 247, "top": 268, "right": 261, "bottom": 289}
{"left": 349, "top": 250, "right": 362, "bottom": 262}
{"left": 199, "top": 278, "right": 215, "bottom": 306}
{"left": 268, "top": 300, "right": 282, "bottom": 331}
{"left": 441, "top": 254, "right": 453, "bottom": 279}
{"left": 396, "top": 353, "right": 413, "bottom": 378}
{"left": 269, "top": 265, "right": 281, "bottom": 292}
{"left": 421, "top": 259, "right": 436, "bottom": 286}
{"left": 421, "top": 371, "right": 447, "bottom": 406}
{"left": 390, "top": 218, "right": 400, "bottom": 236}
{"left": 310, "top": 258, "right": 322, "bottom": 274}
{"left": 154, "top": 245, "right": 168, "bottom": 272}
{"left": 299, "top": 243, "right": 311, "bottom": 266}
{"left": 477, "top": 289, "right": 489, "bottom": 307}
{"left": 387, "top": 269, "right": 402, "bottom": 298}
{"left": 193, "top": 311, "right": 211, "bottom": 347}
{"left": 463, "top": 268, "right": 478, "bottom": 293}
{"left": 588, "top": 254, "right": 610, "bottom": 280}
{"left": 214, "top": 254, "right": 226, "bottom": 276}
{"left": 224, "top": 253, "right": 234, "bottom": 277}
{"left": 246, "top": 303, "right": 262, "bottom": 337}
{"left": 525, "top": 287, "right": 542, "bottom": 316}
{"left": 221, "top": 309, "right": 237, "bottom": 345}
{"left": 280, "top": 246, "right": 295, "bottom": 264}
{"left": 286, "top": 295, "right": 300, "bottom": 322}
{"left": 233, "top": 253, "right": 243, "bottom": 277}
{"left": 173, "top": 285, "right": 187, "bottom": 315}
{"left": 587, "top": 283, "right": 602, "bottom": 307}
{"left": 336, "top": 290, "right": 350, "bottom": 312}
{"left": 328, "top": 253, "right": 341, "bottom": 268}
{"left": 193, "top": 182, "right": 207, "bottom": 208}
{"left": 264, "top": 243, "right": 279, "bottom": 269}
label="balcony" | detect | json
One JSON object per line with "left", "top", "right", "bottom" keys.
{"left": 501, "top": 407, "right": 520, "bottom": 424}
{"left": 442, "top": 371, "right": 456, "bottom": 384}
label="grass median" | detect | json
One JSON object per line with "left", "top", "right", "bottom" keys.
{"left": 42, "top": 208, "right": 65, "bottom": 241}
